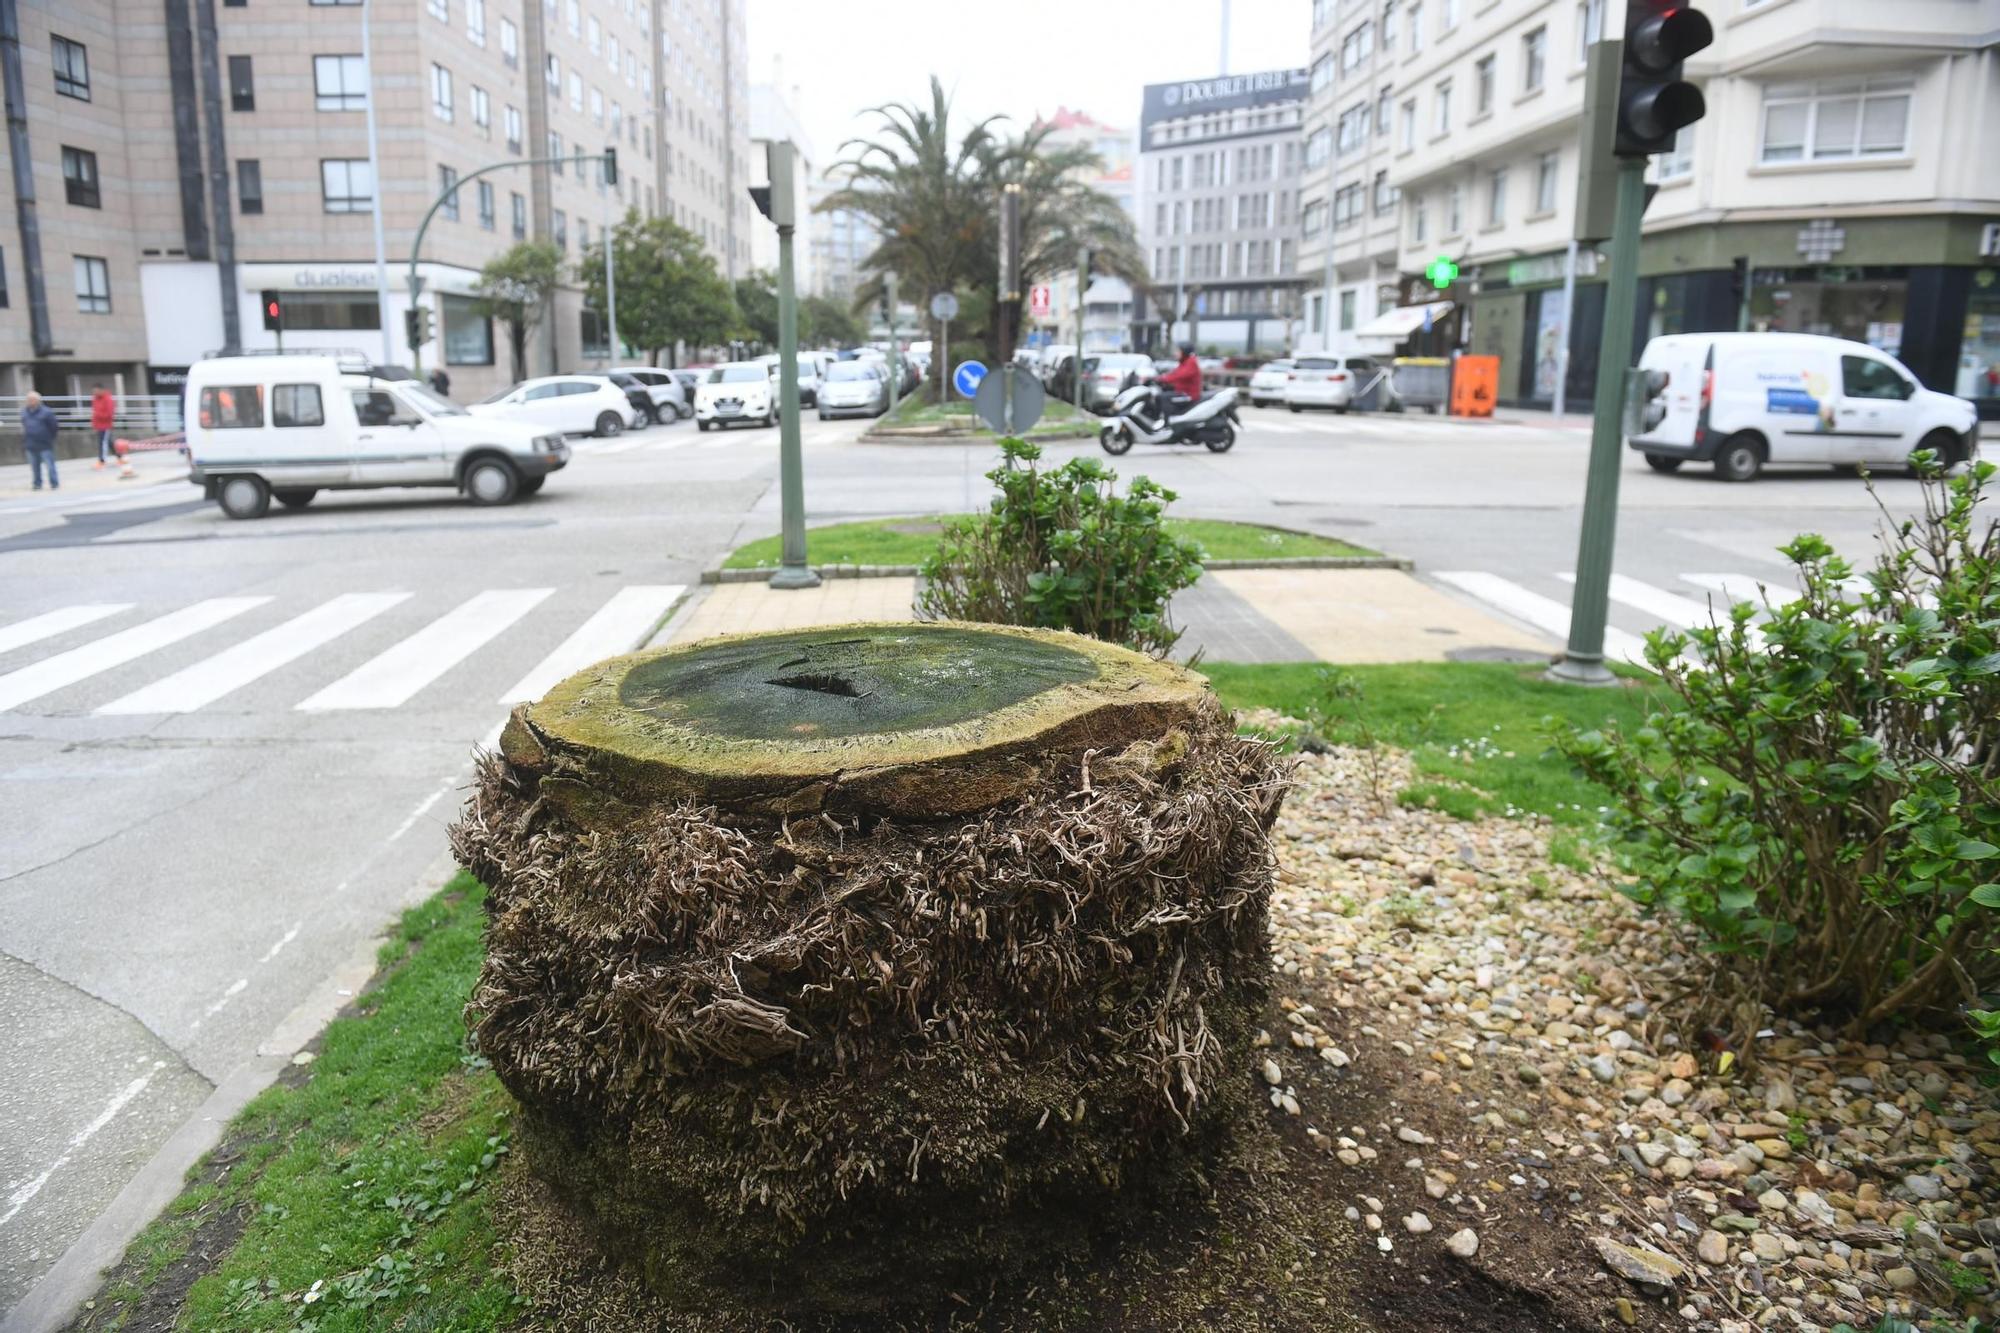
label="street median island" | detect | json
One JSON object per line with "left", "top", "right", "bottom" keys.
{"left": 450, "top": 621, "right": 1290, "bottom": 1316}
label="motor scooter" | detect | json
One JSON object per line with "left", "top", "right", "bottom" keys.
{"left": 1098, "top": 384, "right": 1240, "bottom": 455}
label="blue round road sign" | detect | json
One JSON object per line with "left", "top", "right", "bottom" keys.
{"left": 952, "top": 360, "right": 988, "bottom": 399}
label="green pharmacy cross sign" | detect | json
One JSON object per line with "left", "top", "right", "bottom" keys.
{"left": 1424, "top": 255, "right": 1460, "bottom": 290}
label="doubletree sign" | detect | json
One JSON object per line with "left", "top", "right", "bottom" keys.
{"left": 1424, "top": 256, "right": 1460, "bottom": 291}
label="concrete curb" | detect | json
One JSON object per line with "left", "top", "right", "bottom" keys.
{"left": 699, "top": 554, "right": 1412, "bottom": 584}
{"left": 859, "top": 429, "right": 1098, "bottom": 445}
{"left": 1, "top": 852, "right": 462, "bottom": 1333}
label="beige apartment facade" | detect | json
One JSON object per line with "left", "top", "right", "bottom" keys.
{"left": 0, "top": 0, "right": 749, "bottom": 409}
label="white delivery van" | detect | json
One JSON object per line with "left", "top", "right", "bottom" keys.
{"left": 184, "top": 354, "right": 569, "bottom": 519}
{"left": 1627, "top": 332, "right": 1978, "bottom": 481}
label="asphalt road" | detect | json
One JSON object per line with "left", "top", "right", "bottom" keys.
{"left": 0, "top": 397, "right": 1959, "bottom": 1317}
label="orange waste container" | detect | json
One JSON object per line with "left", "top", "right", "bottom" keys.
{"left": 1450, "top": 355, "right": 1499, "bottom": 418}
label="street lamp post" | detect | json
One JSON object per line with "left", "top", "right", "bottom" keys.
{"left": 759, "top": 142, "right": 818, "bottom": 591}
{"left": 361, "top": 0, "right": 392, "bottom": 367}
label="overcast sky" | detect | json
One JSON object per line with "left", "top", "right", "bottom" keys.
{"left": 744, "top": 0, "right": 1310, "bottom": 170}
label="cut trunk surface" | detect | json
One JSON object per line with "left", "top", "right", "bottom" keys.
{"left": 455, "top": 621, "right": 1286, "bottom": 1316}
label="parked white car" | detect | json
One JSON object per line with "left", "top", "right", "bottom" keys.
{"left": 1247, "top": 359, "right": 1293, "bottom": 408}
{"left": 184, "top": 354, "right": 567, "bottom": 518}
{"left": 1627, "top": 332, "right": 1980, "bottom": 481}
{"left": 1284, "top": 355, "right": 1379, "bottom": 413}
{"left": 695, "top": 362, "right": 777, "bottom": 430}
{"left": 817, "top": 360, "right": 891, "bottom": 418}
{"left": 610, "top": 366, "right": 691, "bottom": 422}
{"left": 469, "top": 375, "right": 643, "bottom": 437}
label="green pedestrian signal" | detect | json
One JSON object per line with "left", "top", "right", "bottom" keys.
{"left": 1425, "top": 256, "right": 1460, "bottom": 290}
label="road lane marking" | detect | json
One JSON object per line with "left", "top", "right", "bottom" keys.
{"left": 0, "top": 603, "right": 132, "bottom": 655}
{"left": 97, "top": 592, "right": 411, "bottom": 715}
{"left": 498, "top": 584, "right": 685, "bottom": 704}
{"left": 296, "top": 588, "right": 552, "bottom": 711}
{"left": 1681, "top": 573, "right": 1804, "bottom": 609}
{"left": 0, "top": 1063, "right": 164, "bottom": 1228}
{"left": 1434, "top": 571, "right": 1650, "bottom": 666}
{"left": 388, "top": 781, "right": 453, "bottom": 842}
{"left": 0, "top": 597, "right": 269, "bottom": 712}
{"left": 1557, "top": 573, "right": 1719, "bottom": 631}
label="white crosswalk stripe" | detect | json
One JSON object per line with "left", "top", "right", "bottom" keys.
{"left": 98, "top": 593, "right": 412, "bottom": 715}
{"left": 1681, "top": 573, "right": 1804, "bottom": 609}
{"left": 499, "top": 585, "right": 685, "bottom": 704}
{"left": 0, "top": 598, "right": 270, "bottom": 712}
{"left": 296, "top": 588, "right": 552, "bottom": 711}
{"left": 0, "top": 604, "right": 132, "bottom": 656}
{"left": 1434, "top": 571, "right": 1652, "bottom": 666}
{"left": 1558, "top": 572, "right": 1721, "bottom": 631}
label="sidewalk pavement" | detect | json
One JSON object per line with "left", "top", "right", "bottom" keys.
{"left": 664, "top": 566, "right": 1548, "bottom": 666}
{"left": 0, "top": 449, "right": 187, "bottom": 502}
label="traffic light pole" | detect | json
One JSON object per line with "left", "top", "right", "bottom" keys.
{"left": 1548, "top": 154, "right": 1647, "bottom": 686}
{"left": 761, "top": 141, "right": 818, "bottom": 591}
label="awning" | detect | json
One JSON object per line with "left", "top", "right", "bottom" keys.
{"left": 1356, "top": 300, "right": 1454, "bottom": 341}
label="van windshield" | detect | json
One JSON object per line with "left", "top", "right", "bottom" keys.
{"left": 399, "top": 383, "right": 468, "bottom": 415}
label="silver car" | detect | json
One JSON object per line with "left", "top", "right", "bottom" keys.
{"left": 817, "top": 360, "right": 891, "bottom": 419}
{"left": 1080, "top": 353, "right": 1158, "bottom": 413}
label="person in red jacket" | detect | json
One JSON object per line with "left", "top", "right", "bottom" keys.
{"left": 1153, "top": 342, "right": 1203, "bottom": 421}
{"left": 90, "top": 383, "right": 117, "bottom": 468}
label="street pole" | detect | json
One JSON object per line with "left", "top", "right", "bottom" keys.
{"left": 886, "top": 274, "right": 900, "bottom": 416}
{"left": 601, "top": 174, "right": 617, "bottom": 366}
{"left": 766, "top": 142, "right": 818, "bottom": 591}
{"left": 361, "top": 0, "right": 392, "bottom": 367}
{"left": 1074, "top": 247, "right": 1089, "bottom": 415}
{"left": 1552, "top": 239, "right": 1577, "bottom": 417}
{"left": 1548, "top": 156, "right": 1646, "bottom": 686}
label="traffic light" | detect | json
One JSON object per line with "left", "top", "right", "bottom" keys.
{"left": 261, "top": 290, "right": 283, "bottom": 332}
{"left": 1424, "top": 255, "right": 1460, "bottom": 291}
{"left": 1623, "top": 366, "right": 1671, "bottom": 436}
{"left": 1616, "top": 2, "right": 1714, "bottom": 157}
{"left": 602, "top": 146, "right": 617, "bottom": 186}
{"left": 404, "top": 305, "right": 433, "bottom": 350}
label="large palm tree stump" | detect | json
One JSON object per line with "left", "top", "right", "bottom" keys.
{"left": 452, "top": 622, "right": 1286, "bottom": 1315}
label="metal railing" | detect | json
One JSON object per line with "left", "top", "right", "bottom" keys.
{"left": 0, "top": 395, "right": 185, "bottom": 433}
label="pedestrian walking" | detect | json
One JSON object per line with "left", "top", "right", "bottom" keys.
{"left": 21, "top": 391, "right": 60, "bottom": 491}
{"left": 90, "top": 382, "right": 117, "bottom": 468}
{"left": 428, "top": 368, "right": 452, "bottom": 398}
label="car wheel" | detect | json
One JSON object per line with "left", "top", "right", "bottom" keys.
{"left": 1205, "top": 423, "right": 1237, "bottom": 453}
{"left": 1714, "top": 432, "right": 1764, "bottom": 482}
{"left": 464, "top": 457, "right": 520, "bottom": 506}
{"left": 818, "top": 408, "right": 829, "bottom": 421}
{"left": 517, "top": 476, "right": 545, "bottom": 496}
{"left": 1644, "top": 454, "right": 1683, "bottom": 474}
{"left": 594, "top": 411, "right": 624, "bottom": 438}
{"left": 217, "top": 475, "right": 271, "bottom": 520}
{"left": 1333, "top": 404, "right": 1349, "bottom": 415}
{"left": 675, "top": 402, "right": 694, "bottom": 421}
{"left": 1913, "top": 428, "right": 1961, "bottom": 473}
{"left": 1099, "top": 424, "right": 1134, "bottom": 456}
{"left": 1288, "top": 403, "right": 1302, "bottom": 413}
{"left": 697, "top": 419, "right": 712, "bottom": 432}
{"left": 763, "top": 411, "right": 776, "bottom": 427}
{"left": 273, "top": 488, "right": 318, "bottom": 509}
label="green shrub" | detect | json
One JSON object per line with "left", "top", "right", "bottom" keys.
{"left": 917, "top": 438, "right": 1205, "bottom": 657}
{"left": 1556, "top": 460, "right": 1999, "bottom": 1048}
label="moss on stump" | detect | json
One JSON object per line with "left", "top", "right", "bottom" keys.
{"left": 453, "top": 622, "right": 1288, "bottom": 1316}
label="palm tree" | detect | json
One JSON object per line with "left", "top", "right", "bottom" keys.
{"left": 819, "top": 77, "right": 1147, "bottom": 379}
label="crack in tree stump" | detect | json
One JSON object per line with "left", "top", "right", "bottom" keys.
{"left": 453, "top": 621, "right": 1287, "bottom": 1316}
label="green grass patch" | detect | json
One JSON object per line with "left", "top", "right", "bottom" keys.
{"left": 723, "top": 516, "right": 1375, "bottom": 570}
{"left": 879, "top": 393, "right": 1090, "bottom": 439}
{"left": 79, "top": 876, "right": 518, "bottom": 1332}
{"left": 1199, "top": 660, "right": 1659, "bottom": 827}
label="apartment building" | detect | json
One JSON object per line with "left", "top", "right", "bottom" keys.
{"left": 1135, "top": 68, "right": 1312, "bottom": 355}
{"left": 1382, "top": 0, "right": 2000, "bottom": 413}
{"left": 1030, "top": 106, "right": 1139, "bottom": 354}
{"left": 0, "top": 0, "right": 749, "bottom": 406}
{"left": 807, "top": 173, "right": 875, "bottom": 305}
{"left": 1295, "top": 0, "right": 1404, "bottom": 354}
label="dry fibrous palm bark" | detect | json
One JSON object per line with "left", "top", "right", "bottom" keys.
{"left": 451, "top": 622, "right": 1287, "bottom": 1314}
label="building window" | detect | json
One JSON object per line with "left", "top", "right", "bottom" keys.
{"left": 466, "top": 0, "right": 486, "bottom": 44}
{"left": 1485, "top": 168, "right": 1506, "bottom": 225}
{"left": 545, "top": 52, "right": 559, "bottom": 91}
{"left": 511, "top": 191, "right": 526, "bottom": 238}
{"left": 1658, "top": 125, "right": 1694, "bottom": 180}
{"left": 549, "top": 131, "right": 564, "bottom": 172}
{"left": 1534, "top": 150, "right": 1559, "bottom": 213}
{"left": 1474, "top": 54, "right": 1495, "bottom": 116}
{"left": 238, "top": 159, "right": 263, "bottom": 214}
{"left": 442, "top": 293, "right": 494, "bottom": 365}
{"left": 1399, "top": 99, "right": 1416, "bottom": 150}
{"left": 1412, "top": 195, "right": 1428, "bottom": 243}
{"left": 431, "top": 63, "right": 453, "bottom": 121}
{"left": 228, "top": 55, "right": 255, "bottom": 111}
{"left": 1340, "top": 21, "right": 1374, "bottom": 72}
{"left": 566, "top": 0, "right": 579, "bottom": 35}
{"left": 61, "top": 146, "right": 100, "bottom": 208}
{"left": 472, "top": 85, "right": 490, "bottom": 130}
{"left": 427, "top": 0, "right": 447, "bottom": 18}
{"left": 504, "top": 105, "right": 522, "bottom": 153}
{"left": 1310, "top": 55, "right": 1333, "bottom": 96}
{"left": 1381, "top": 0, "right": 1397, "bottom": 50}
{"left": 590, "top": 86, "right": 603, "bottom": 125}
{"left": 1309, "top": 292, "right": 1324, "bottom": 334}
{"left": 74, "top": 255, "right": 111, "bottom": 313}
{"left": 52, "top": 36, "right": 89, "bottom": 101}
{"left": 1373, "top": 169, "right": 1395, "bottom": 214}
{"left": 569, "top": 71, "right": 583, "bottom": 112}
{"left": 477, "top": 180, "right": 495, "bottom": 230}
{"left": 1408, "top": 0, "right": 1424, "bottom": 52}
{"left": 500, "top": 17, "right": 518, "bottom": 67}
{"left": 1440, "top": 0, "right": 1459, "bottom": 30}
{"left": 1305, "top": 127, "right": 1331, "bottom": 168}
{"left": 272, "top": 384, "right": 326, "bottom": 428}
{"left": 439, "top": 165, "right": 460, "bottom": 220}
{"left": 313, "top": 54, "right": 367, "bottom": 111}
{"left": 552, "top": 209, "right": 567, "bottom": 250}
{"left": 1446, "top": 183, "right": 1463, "bottom": 234}
{"left": 1434, "top": 79, "right": 1452, "bottom": 135}
{"left": 1301, "top": 198, "right": 1327, "bottom": 238}
{"left": 1339, "top": 289, "right": 1357, "bottom": 331}
{"left": 320, "top": 158, "right": 372, "bottom": 212}
{"left": 1523, "top": 26, "right": 1547, "bottom": 92}
{"left": 1337, "top": 102, "right": 1368, "bottom": 154}
{"left": 578, "top": 219, "right": 589, "bottom": 253}
{"left": 1760, "top": 76, "right": 1912, "bottom": 164}
{"left": 587, "top": 14, "right": 601, "bottom": 54}
{"left": 580, "top": 308, "right": 610, "bottom": 358}
{"left": 1577, "top": 0, "right": 1604, "bottom": 62}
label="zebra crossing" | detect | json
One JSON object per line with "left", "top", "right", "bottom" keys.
{"left": 0, "top": 583, "right": 686, "bottom": 717}
{"left": 1242, "top": 414, "right": 1571, "bottom": 441}
{"left": 1435, "top": 567, "right": 1806, "bottom": 667}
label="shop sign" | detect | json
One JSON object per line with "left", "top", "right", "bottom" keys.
{"left": 1797, "top": 219, "right": 1846, "bottom": 264}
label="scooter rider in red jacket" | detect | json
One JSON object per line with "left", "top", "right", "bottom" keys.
{"left": 1153, "top": 342, "right": 1203, "bottom": 421}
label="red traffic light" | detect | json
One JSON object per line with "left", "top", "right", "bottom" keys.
{"left": 266, "top": 300, "right": 280, "bottom": 319}
{"left": 1629, "top": 6, "right": 1713, "bottom": 71}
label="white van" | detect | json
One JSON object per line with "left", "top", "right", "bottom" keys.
{"left": 1627, "top": 332, "right": 1978, "bottom": 481}
{"left": 184, "top": 354, "right": 568, "bottom": 519}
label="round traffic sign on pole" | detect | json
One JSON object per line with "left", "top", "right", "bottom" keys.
{"left": 929, "top": 291, "right": 959, "bottom": 322}
{"left": 952, "top": 360, "right": 988, "bottom": 399}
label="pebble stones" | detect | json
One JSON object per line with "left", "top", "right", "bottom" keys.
{"left": 1445, "top": 1228, "right": 1480, "bottom": 1260}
